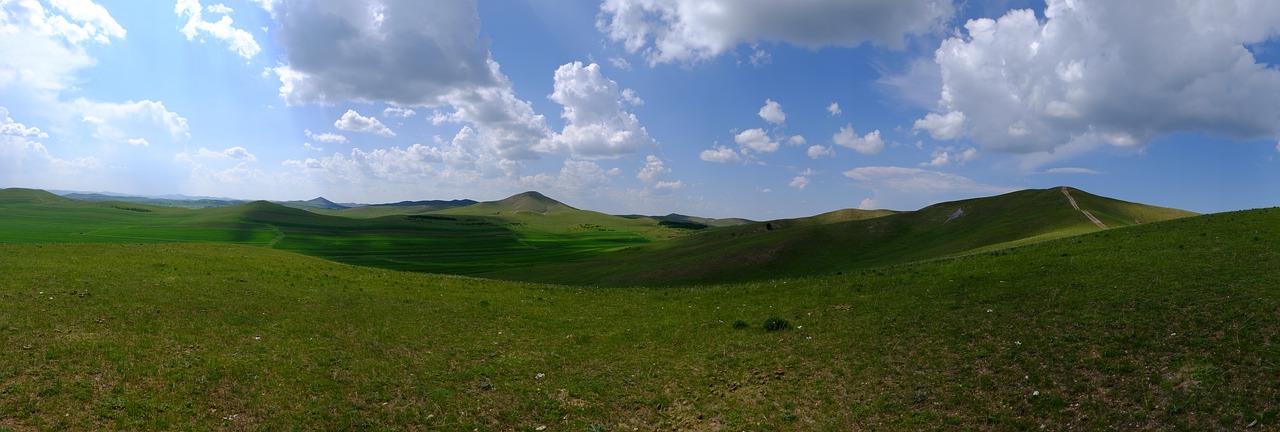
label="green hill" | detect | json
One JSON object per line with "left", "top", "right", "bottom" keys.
{"left": 1, "top": 207, "right": 1275, "bottom": 430}
{"left": 0, "top": 187, "right": 73, "bottom": 203}
{"left": 0, "top": 190, "right": 689, "bottom": 275}
{"left": 435, "top": 191, "right": 691, "bottom": 241}
{"left": 0, "top": 187, "right": 1197, "bottom": 286}
{"left": 443, "top": 191, "right": 578, "bottom": 216}
{"left": 481, "top": 187, "right": 1196, "bottom": 285}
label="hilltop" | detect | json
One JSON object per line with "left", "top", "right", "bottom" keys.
{"left": 441, "top": 191, "right": 577, "bottom": 216}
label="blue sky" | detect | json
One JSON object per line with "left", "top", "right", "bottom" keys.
{"left": 2, "top": 0, "right": 1279, "bottom": 219}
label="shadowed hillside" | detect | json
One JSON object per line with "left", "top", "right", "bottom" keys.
{"left": 481, "top": 187, "right": 1197, "bottom": 286}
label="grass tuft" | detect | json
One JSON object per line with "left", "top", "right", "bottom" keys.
{"left": 763, "top": 317, "right": 791, "bottom": 331}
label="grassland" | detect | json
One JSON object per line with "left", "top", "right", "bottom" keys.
{"left": 0, "top": 189, "right": 687, "bottom": 277}
{"left": 483, "top": 187, "right": 1197, "bottom": 286}
{"left": 1, "top": 187, "right": 1197, "bottom": 287}
{"left": 1, "top": 206, "right": 1277, "bottom": 430}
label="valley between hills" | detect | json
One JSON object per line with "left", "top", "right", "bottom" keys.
{"left": 2, "top": 186, "right": 1277, "bottom": 430}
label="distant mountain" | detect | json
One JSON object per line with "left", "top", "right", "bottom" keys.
{"left": 276, "top": 197, "right": 348, "bottom": 210}
{"left": 61, "top": 193, "right": 248, "bottom": 209}
{"left": 447, "top": 191, "right": 576, "bottom": 215}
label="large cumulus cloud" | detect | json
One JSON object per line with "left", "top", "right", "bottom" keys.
{"left": 598, "top": 0, "right": 954, "bottom": 65}
{"left": 916, "top": 0, "right": 1280, "bottom": 153}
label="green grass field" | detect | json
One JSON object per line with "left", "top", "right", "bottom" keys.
{"left": 0, "top": 187, "right": 1198, "bottom": 287}
{"left": 2, "top": 206, "right": 1277, "bottom": 430}
{"left": 0, "top": 189, "right": 685, "bottom": 277}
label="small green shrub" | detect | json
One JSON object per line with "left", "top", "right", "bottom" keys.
{"left": 763, "top": 317, "right": 790, "bottom": 331}
{"left": 732, "top": 319, "right": 749, "bottom": 329}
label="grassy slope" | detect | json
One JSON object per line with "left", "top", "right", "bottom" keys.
{"left": 481, "top": 187, "right": 1196, "bottom": 286}
{"left": 0, "top": 189, "right": 690, "bottom": 276}
{"left": 3, "top": 187, "right": 1198, "bottom": 286}
{"left": 2, "top": 208, "right": 1277, "bottom": 430}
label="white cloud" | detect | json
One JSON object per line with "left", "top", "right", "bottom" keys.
{"left": 598, "top": 0, "right": 954, "bottom": 65}
{"left": 520, "top": 160, "right": 612, "bottom": 194}
{"left": 262, "top": 1, "right": 555, "bottom": 162}
{"left": 832, "top": 124, "right": 883, "bottom": 154}
{"left": 74, "top": 99, "right": 190, "bottom": 144}
{"left": 37, "top": 0, "right": 126, "bottom": 43}
{"left": 827, "top": 102, "right": 841, "bottom": 116}
{"left": 787, "top": 135, "right": 806, "bottom": 147}
{"left": 758, "top": 99, "right": 785, "bottom": 125}
{"left": 748, "top": 49, "right": 771, "bottom": 67}
{"left": 545, "top": 62, "right": 655, "bottom": 159}
{"left": 843, "top": 166, "right": 1010, "bottom": 195}
{"left": 1, "top": 108, "right": 102, "bottom": 187}
{"left": 734, "top": 128, "right": 778, "bottom": 153}
{"left": 194, "top": 146, "right": 257, "bottom": 162}
{"left": 924, "top": 0, "right": 1280, "bottom": 153}
{"left": 206, "top": 3, "right": 232, "bottom": 14}
{"left": 0, "top": 107, "right": 48, "bottom": 138}
{"left": 789, "top": 175, "right": 809, "bottom": 189}
{"left": 435, "top": 70, "right": 552, "bottom": 160}
{"left": 654, "top": 180, "right": 684, "bottom": 190}
{"left": 858, "top": 198, "right": 877, "bottom": 210}
{"left": 621, "top": 88, "right": 643, "bottom": 106}
{"left": 264, "top": 0, "right": 497, "bottom": 107}
{"left": 609, "top": 56, "right": 632, "bottom": 71}
{"left": 807, "top": 145, "right": 835, "bottom": 159}
{"left": 304, "top": 129, "right": 347, "bottom": 143}
{"left": 302, "top": 142, "right": 323, "bottom": 152}
{"left": 1046, "top": 167, "right": 1100, "bottom": 175}
{"left": 922, "top": 146, "right": 978, "bottom": 167}
{"left": 286, "top": 144, "right": 455, "bottom": 187}
{"left": 700, "top": 145, "right": 742, "bottom": 164}
{"left": 382, "top": 107, "right": 416, "bottom": 118}
{"left": 0, "top": 0, "right": 122, "bottom": 94}
{"left": 126, "top": 137, "right": 148, "bottom": 146}
{"left": 636, "top": 154, "right": 670, "bottom": 183}
{"left": 912, "top": 111, "right": 965, "bottom": 140}
{"left": 334, "top": 109, "right": 395, "bottom": 137}
{"left": 175, "top": 0, "right": 260, "bottom": 59}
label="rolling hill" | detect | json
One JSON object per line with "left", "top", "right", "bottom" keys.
{"left": 0, "top": 186, "right": 1196, "bottom": 286}
{"left": 479, "top": 187, "right": 1197, "bottom": 285}
{"left": 1, "top": 206, "right": 1275, "bottom": 430}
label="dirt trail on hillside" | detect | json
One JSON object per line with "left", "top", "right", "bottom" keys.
{"left": 1062, "top": 187, "right": 1107, "bottom": 229}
